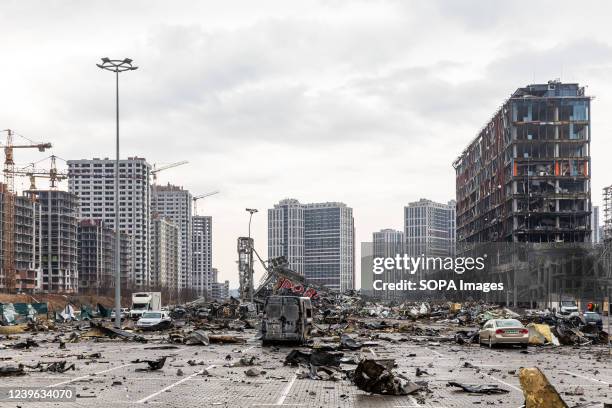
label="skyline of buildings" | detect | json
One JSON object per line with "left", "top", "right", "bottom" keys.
{"left": 0, "top": 156, "right": 223, "bottom": 299}
{"left": 1, "top": 80, "right": 610, "bottom": 296}
{"left": 268, "top": 199, "right": 355, "bottom": 292}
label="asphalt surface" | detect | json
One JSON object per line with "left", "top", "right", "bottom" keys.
{"left": 0, "top": 325, "right": 610, "bottom": 408}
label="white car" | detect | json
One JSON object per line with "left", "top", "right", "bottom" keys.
{"left": 136, "top": 311, "right": 172, "bottom": 330}
{"left": 479, "top": 318, "right": 529, "bottom": 348}
{"left": 110, "top": 308, "right": 129, "bottom": 319}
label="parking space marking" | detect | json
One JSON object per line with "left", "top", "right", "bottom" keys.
{"left": 47, "top": 363, "right": 134, "bottom": 387}
{"left": 563, "top": 370, "right": 610, "bottom": 385}
{"left": 136, "top": 364, "right": 216, "bottom": 403}
{"left": 483, "top": 373, "right": 522, "bottom": 393}
{"left": 275, "top": 369, "right": 299, "bottom": 405}
{"left": 425, "top": 347, "right": 444, "bottom": 357}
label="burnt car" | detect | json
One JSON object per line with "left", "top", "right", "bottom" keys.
{"left": 261, "top": 296, "right": 313, "bottom": 345}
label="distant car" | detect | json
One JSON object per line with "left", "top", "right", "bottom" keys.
{"left": 110, "top": 308, "right": 129, "bottom": 319}
{"left": 559, "top": 300, "right": 579, "bottom": 315}
{"left": 479, "top": 319, "right": 529, "bottom": 348}
{"left": 583, "top": 312, "right": 603, "bottom": 331}
{"left": 136, "top": 311, "right": 172, "bottom": 330}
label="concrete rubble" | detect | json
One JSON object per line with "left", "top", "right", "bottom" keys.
{"left": 0, "top": 294, "right": 610, "bottom": 406}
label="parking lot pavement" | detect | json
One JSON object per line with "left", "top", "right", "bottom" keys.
{"left": 1, "top": 331, "right": 611, "bottom": 408}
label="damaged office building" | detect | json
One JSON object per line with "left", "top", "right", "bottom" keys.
{"left": 454, "top": 80, "right": 591, "bottom": 244}
{"left": 453, "top": 81, "right": 611, "bottom": 308}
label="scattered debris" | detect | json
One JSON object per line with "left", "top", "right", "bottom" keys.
{"left": 132, "top": 357, "right": 167, "bottom": 371}
{"left": 447, "top": 382, "right": 509, "bottom": 395}
{"left": 25, "top": 361, "right": 76, "bottom": 373}
{"left": 0, "top": 364, "right": 26, "bottom": 377}
{"left": 351, "top": 359, "right": 421, "bottom": 395}
{"left": 245, "top": 368, "right": 264, "bottom": 377}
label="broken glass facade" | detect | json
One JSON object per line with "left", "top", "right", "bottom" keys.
{"left": 454, "top": 81, "right": 591, "bottom": 245}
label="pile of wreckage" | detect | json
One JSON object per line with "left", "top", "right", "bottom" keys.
{"left": 313, "top": 296, "right": 609, "bottom": 348}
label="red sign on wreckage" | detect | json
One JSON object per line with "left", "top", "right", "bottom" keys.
{"left": 276, "top": 277, "right": 319, "bottom": 299}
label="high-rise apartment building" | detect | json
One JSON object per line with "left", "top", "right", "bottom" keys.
{"left": 268, "top": 199, "right": 354, "bottom": 292}
{"left": 210, "top": 268, "right": 229, "bottom": 300}
{"left": 34, "top": 190, "right": 79, "bottom": 293}
{"left": 192, "top": 215, "right": 212, "bottom": 297}
{"left": 77, "top": 219, "right": 131, "bottom": 293}
{"left": 0, "top": 187, "right": 42, "bottom": 292}
{"left": 268, "top": 199, "right": 304, "bottom": 275}
{"left": 152, "top": 184, "right": 192, "bottom": 290}
{"left": 67, "top": 157, "right": 151, "bottom": 287}
{"left": 372, "top": 229, "right": 405, "bottom": 299}
{"left": 454, "top": 81, "right": 591, "bottom": 245}
{"left": 404, "top": 199, "right": 456, "bottom": 258}
{"left": 152, "top": 217, "right": 180, "bottom": 292}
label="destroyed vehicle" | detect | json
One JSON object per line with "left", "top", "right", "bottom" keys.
{"left": 261, "top": 296, "right": 312, "bottom": 345}
{"left": 136, "top": 311, "right": 172, "bottom": 330}
{"left": 583, "top": 312, "right": 603, "bottom": 331}
{"left": 479, "top": 319, "right": 528, "bottom": 348}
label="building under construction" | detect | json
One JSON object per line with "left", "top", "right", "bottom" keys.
{"left": 0, "top": 185, "right": 42, "bottom": 291}
{"left": 78, "top": 219, "right": 131, "bottom": 294}
{"left": 454, "top": 80, "right": 591, "bottom": 245}
{"left": 32, "top": 190, "right": 79, "bottom": 293}
{"left": 603, "top": 185, "right": 612, "bottom": 242}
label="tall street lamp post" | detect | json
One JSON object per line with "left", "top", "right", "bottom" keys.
{"left": 96, "top": 58, "right": 138, "bottom": 328}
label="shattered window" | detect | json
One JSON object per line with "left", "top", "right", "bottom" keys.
{"left": 266, "top": 304, "right": 282, "bottom": 318}
{"left": 283, "top": 305, "right": 299, "bottom": 320}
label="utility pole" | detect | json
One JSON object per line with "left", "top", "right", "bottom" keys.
{"left": 96, "top": 58, "right": 138, "bottom": 328}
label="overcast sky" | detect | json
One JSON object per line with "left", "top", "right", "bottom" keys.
{"left": 2, "top": 0, "right": 612, "bottom": 288}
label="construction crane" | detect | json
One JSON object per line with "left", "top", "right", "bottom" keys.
{"left": 1, "top": 129, "right": 52, "bottom": 292}
{"left": 151, "top": 161, "right": 188, "bottom": 184}
{"left": 193, "top": 191, "right": 219, "bottom": 216}
{"left": 13, "top": 156, "right": 68, "bottom": 201}
{"left": 150, "top": 161, "right": 188, "bottom": 218}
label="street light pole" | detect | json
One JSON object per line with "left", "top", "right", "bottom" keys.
{"left": 246, "top": 208, "right": 258, "bottom": 303}
{"left": 97, "top": 58, "right": 138, "bottom": 328}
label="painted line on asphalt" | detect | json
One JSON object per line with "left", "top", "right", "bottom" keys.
{"left": 242, "top": 345, "right": 257, "bottom": 353}
{"left": 369, "top": 348, "right": 378, "bottom": 358}
{"left": 425, "top": 347, "right": 444, "bottom": 357}
{"left": 563, "top": 370, "right": 610, "bottom": 385}
{"left": 275, "top": 369, "right": 299, "bottom": 405}
{"left": 483, "top": 373, "right": 522, "bottom": 393}
{"left": 47, "top": 363, "right": 134, "bottom": 387}
{"left": 136, "top": 364, "right": 216, "bottom": 403}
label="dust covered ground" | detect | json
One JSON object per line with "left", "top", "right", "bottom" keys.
{"left": 1, "top": 319, "right": 610, "bottom": 408}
